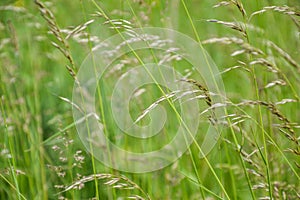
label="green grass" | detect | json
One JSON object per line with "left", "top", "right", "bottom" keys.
{"left": 0, "top": 0, "right": 299, "bottom": 199}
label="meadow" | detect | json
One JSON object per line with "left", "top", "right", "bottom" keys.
{"left": 0, "top": 0, "right": 299, "bottom": 199}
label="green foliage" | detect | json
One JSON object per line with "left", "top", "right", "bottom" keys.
{"left": 0, "top": 0, "right": 299, "bottom": 199}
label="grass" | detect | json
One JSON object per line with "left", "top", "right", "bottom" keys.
{"left": 0, "top": 0, "right": 299, "bottom": 199}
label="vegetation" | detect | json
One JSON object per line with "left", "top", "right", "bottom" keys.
{"left": 0, "top": 0, "right": 299, "bottom": 199}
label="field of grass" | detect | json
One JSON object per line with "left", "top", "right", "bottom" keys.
{"left": 0, "top": 0, "right": 300, "bottom": 199}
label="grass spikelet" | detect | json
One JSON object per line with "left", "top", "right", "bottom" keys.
{"left": 179, "top": 78, "right": 212, "bottom": 107}
{"left": 65, "top": 19, "right": 95, "bottom": 40}
{"left": 202, "top": 36, "right": 264, "bottom": 56}
{"left": 213, "top": 1, "right": 231, "bottom": 8}
{"left": 207, "top": 19, "right": 247, "bottom": 37}
{"left": 250, "top": 5, "right": 300, "bottom": 19}
{"left": 275, "top": 99, "right": 297, "bottom": 105}
{"left": 213, "top": 0, "right": 247, "bottom": 17}
{"left": 231, "top": 0, "right": 247, "bottom": 17}
{"left": 230, "top": 43, "right": 264, "bottom": 57}
{"left": 220, "top": 65, "right": 250, "bottom": 74}
{"left": 103, "top": 18, "right": 136, "bottom": 37}
{"left": 263, "top": 79, "right": 286, "bottom": 89}
{"left": 134, "top": 91, "right": 179, "bottom": 124}
{"left": 249, "top": 58, "right": 279, "bottom": 73}
{"left": 61, "top": 173, "right": 151, "bottom": 200}
{"left": 202, "top": 37, "right": 244, "bottom": 45}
